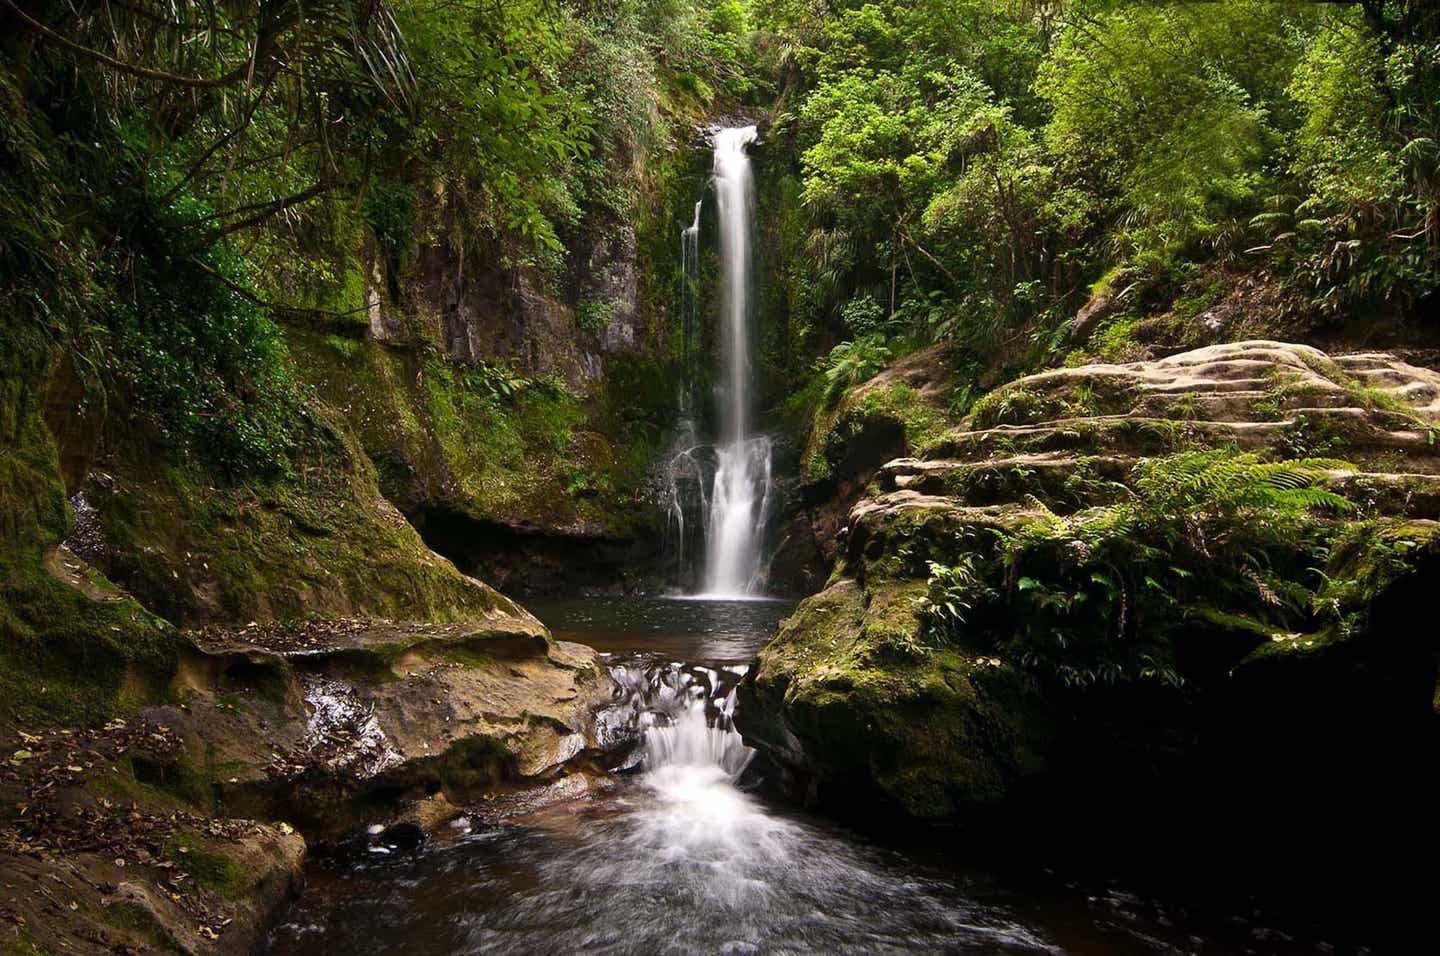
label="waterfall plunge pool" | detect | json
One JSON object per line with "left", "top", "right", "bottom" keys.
{"left": 263, "top": 597, "right": 1340, "bottom": 955}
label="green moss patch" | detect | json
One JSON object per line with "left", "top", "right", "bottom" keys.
{"left": 0, "top": 550, "right": 178, "bottom": 728}
{"left": 162, "top": 831, "right": 250, "bottom": 900}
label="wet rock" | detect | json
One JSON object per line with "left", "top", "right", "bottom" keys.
{"left": 739, "top": 579, "right": 1051, "bottom": 817}
{"left": 151, "top": 621, "right": 618, "bottom": 840}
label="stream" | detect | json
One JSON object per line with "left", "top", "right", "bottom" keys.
{"left": 264, "top": 598, "right": 1336, "bottom": 956}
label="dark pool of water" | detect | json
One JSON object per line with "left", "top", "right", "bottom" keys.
{"left": 265, "top": 597, "right": 1345, "bottom": 956}
{"left": 526, "top": 595, "right": 796, "bottom": 663}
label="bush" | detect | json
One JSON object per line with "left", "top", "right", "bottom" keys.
{"left": 819, "top": 335, "right": 892, "bottom": 401}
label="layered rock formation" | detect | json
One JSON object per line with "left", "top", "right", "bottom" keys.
{"left": 0, "top": 589, "right": 620, "bottom": 953}
{"left": 740, "top": 343, "right": 1439, "bottom": 871}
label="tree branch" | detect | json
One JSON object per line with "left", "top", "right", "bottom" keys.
{"left": 3, "top": 0, "right": 267, "bottom": 88}
{"left": 202, "top": 180, "right": 343, "bottom": 242}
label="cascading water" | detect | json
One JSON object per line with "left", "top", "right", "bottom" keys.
{"left": 671, "top": 124, "right": 773, "bottom": 598}
{"left": 663, "top": 201, "right": 707, "bottom": 584}
{"left": 680, "top": 198, "right": 702, "bottom": 386}
{"left": 269, "top": 601, "right": 1334, "bottom": 955}
{"left": 600, "top": 656, "right": 754, "bottom": 779}
{"left": 271, "top": 649, "right": 1059, "bottom": 953}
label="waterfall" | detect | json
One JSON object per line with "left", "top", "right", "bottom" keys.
{"left": 700, "top": 125, "right": 772, "bottom": 597}
{"left": 665, "top": 201, "right": 705, "bottom": 585}
{"left": 662, "top": 125, "right": 774, "bottom": 597}
{"left": 680, "top": 199, "right": 702, "bottom": 394}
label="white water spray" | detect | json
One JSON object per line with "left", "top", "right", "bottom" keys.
{"left": 700, "top": 126, "right": 772, "bottom": 597}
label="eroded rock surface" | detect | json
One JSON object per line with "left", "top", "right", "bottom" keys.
{"left": 1, "top": 600, "right": 618, "bottom": 953}
{"left": 159, "top": 615, "right": 615, "bottom": 838}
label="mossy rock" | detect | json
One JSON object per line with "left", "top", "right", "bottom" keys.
{"left": 0, "top": 546, "right": 180, "bottom": 728}
{"left": 801, "top": 345, "right": 960, "bottom": 486}
{"left": 284, "top": 327, "right": 667, "bottom": 540}
{"left": 739, "top": 578, "right": 1052, "bottom": 818}
{"left": 85, "top": 402, "right": 524, "bottom": 626}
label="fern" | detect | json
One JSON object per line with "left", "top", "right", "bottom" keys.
{"left": 983, "top": 448, "right": 1357, "bottom": 689}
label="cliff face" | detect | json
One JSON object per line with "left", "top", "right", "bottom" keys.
{"left": 0, "top": 100, "right": 716, "bottom": 951}
{"left": 0, "top": 176, "right": 687, "bottom": 954}
{"left": 272, "top": 138, "right": 711, "bottom": 596}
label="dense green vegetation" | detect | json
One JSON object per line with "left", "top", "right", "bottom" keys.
{"left": 2, "top": 8, "right": 1438, "bottom": 948}
{"left": 7, "top": 1, "right": 1435, "bottom": 522}
{"left": 754, "top": 0, "right": 1439, "bottom": 408}
{"left": 4, "top": 2, "right": 1439, "bottom": 719}
{"left": 0, "top": 0, "right": 764, "bottom": 727}
{"left": 0, "top": 0, "right": 759, "bottom": 484}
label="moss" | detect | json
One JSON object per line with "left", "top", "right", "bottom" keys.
{"left": 1240, "top": 625, "right": 1348, "bottom": 663}
{"left": 162, "top": 831, "right": 250, "bottom": 900}
{"left": 858, "top": 383, "right": 952, "bottom": 452}
{"left": 0, "top": 551, "right": 178, "bottom": 728}
{"left": 87, "top": 412, "right": 518, "bottom": 625}
{"left": 283, "top": 327, "right": 664, "bottom": 540}
{"left": 970, "top": 385, "right": 1069, "bottom": 429}
{"left": 1311, "top": 519, "right": 1440, "bottom": 638}
{"left": 802, "top": 377, "right": 961, "bottom": 485}
{"left": 746, "top": 576, "right": 1052, "bottom": 818}
{"left": 120, "top": 753, "right": 220, "bottom": 811}
{"left": 441, "top": 645, "right": 495, "bottom": 669}
{"left": 438, "top": 737, "right": 515, "bottom": 796}
{"left": 0, "top": 312, "right": 70, "bottom": 551}
{"left": 0, "top": 934, "right": 48, "bottom": 956}
{"left": 101, "top": 901, "right": 185, "bottom": 954}
{"left": 1087, "top": 315, "right": 1150, "bottom": 363}
{"left": 1187, "top": 606, "right": 1284, "bottom": 640}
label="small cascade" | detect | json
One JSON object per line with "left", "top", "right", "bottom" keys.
{"left": 661, "top": 425, "right": 707, "bottom": 587}
{"left": 665, "top": 202, "right": 706, "bottom": 587}
{"left": 679, "top": 198, "right": 703, "bottom": 395}
{"left": 597, "top": 656, "right": 754, "bottom": 779}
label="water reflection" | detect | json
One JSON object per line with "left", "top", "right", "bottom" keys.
{"left": 527, "top": 595, "right": 794, "bottom": 663}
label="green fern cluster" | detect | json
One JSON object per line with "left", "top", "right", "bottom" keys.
{"left": 819, "top": 336, "right": 893, "bottom": 401}
{"left": 921, "top": 448, "right": 1357, "bottom": 687}
{"left": 1132, "top": 449, "right": 1355, "bottom": 520}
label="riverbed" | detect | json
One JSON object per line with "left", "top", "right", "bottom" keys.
{"left": 264, "top": 597, "right": 1336, "bottom": 955}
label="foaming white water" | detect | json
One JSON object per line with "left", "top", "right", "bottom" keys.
{"left": 700, "top": 125, "right": 773, "bottom": 597}
{"left": 595, "top": 658, "right": 797, "bottom": 912}
{"left": 642, "top": 669, "right": 752, "bottom": 779}
{"left": 700, "top": 435, "right": 772, "bottom": 597}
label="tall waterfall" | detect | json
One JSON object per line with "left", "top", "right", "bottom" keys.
{"left": 700, "top": 125, "right": 772, "bottom": 597}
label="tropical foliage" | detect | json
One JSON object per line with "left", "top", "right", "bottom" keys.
{"left": 758, "top": 0, "right": 1440, "bottom": 397}
{"left": 0, "top": 0, "right": 755, "bottom": 476}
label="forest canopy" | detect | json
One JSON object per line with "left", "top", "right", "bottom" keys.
{"left": 3, "top": 1, "right": 1438, "bottom": 473}
{"left": 755, "top": 0, "right": 1439, "bottom": 396}
{"left": 0, "top": 0, "right": 756, "bottom": 474}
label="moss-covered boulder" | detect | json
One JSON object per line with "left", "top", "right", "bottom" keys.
{"left": 740, "top": 578, "right": 1049, "bottom": 817}
{"left": 768, "top": 343, "right": 962, "bottom": 596}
